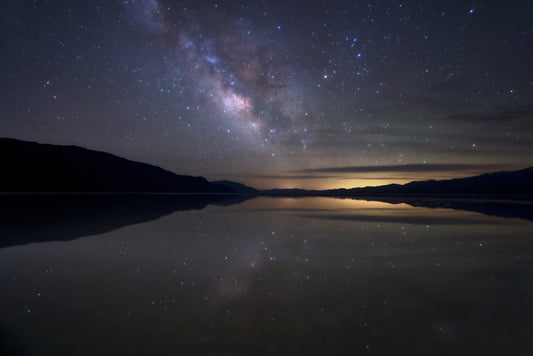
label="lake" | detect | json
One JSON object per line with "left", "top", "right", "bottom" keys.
{"left": 1, "top": 196, "right": 533, "bottom": 355}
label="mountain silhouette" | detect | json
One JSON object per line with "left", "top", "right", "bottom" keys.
{"left": 212, "top": 180, "right": 259, "bottom": 193}
{"left": 261, "top": 167, "right": 533, "bottom": 198}
{"left": 0, "top": 138, "right": 232, "bottom": 193}
{"left": 337, "top": 167, "right": 533, "bottom": 196}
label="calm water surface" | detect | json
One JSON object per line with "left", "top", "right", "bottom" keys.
{"left": 1, "top": 197, "right": 533, "bottom": 355}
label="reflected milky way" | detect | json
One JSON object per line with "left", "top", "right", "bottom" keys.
{"left": 1, "top": 197, "right": 533, "bottom": 354}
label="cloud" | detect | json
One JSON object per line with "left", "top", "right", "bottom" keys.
{"left": 294, "top": 164, "right": 513, "bottom": 174}
{"left": 241, "top": 174, "right": 339, "bottom": 180}
{"left": 241, "top": 174, "right": 428, "bottom": 181}
{"left": 442, "top": 105, "right": 533, "bottom": 123}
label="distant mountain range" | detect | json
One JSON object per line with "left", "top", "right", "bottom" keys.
{"left": 335, "top": 167, "right": 533, "bottom": 196}
{"left": 0, "top": 138, "right": 233, "bottom": 193}
{"left": 263, "top": 167, "right": 533, "bottom": 198}
{"left": 1, "top": 138, "right": 531, "bottom": 198}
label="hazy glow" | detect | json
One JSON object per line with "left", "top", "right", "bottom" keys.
{"left": 236, "top": 168, "right": 525, "bottom": 190}
{"left": 235, "top": 196, "right": 506, "bottom": 223}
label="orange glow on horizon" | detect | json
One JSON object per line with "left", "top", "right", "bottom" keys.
{"left": 240, "top": 177, "right": 412, "bottom": 190}
{"left": 228, "top": 170, "right": 495, "bottom": 191}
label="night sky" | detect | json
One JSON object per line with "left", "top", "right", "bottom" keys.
{"left": 2, "top": 0, "right": 533, "bottom": 189}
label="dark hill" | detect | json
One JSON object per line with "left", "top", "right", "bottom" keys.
{"left": 343, "top": 167, "right": 533, "bottom": 196}
{"left": 212, "top": 180, "right": 258, "bottom": 193}
{"left": 258, "top": 167, "right": 533, "bottom": 198}
{"left": 0, "top": 138, "right": 232, "bottom": 193}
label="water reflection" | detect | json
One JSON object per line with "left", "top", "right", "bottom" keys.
{"left": 356, "top": 196, "right": 533, "bottom": 223}
{"left": 252, "top": 197, "right": 530, "bottom": 225}
{"left": 0, "top": 194, "right": 249, "bottom": 248}
{"left": 2, "top": 195, "right": 532, "bottom": 249}
{"left": 1, "top": 197, "right": 532, "bottom": 354}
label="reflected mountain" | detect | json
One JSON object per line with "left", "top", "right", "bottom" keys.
{"left": 0, "top": 194, "right": 251, "bottom": 248}
{"left": 352, "top": 196, "right": 533, "bottom": 223}
{"left": 255, "top": 195, "right": 533, "bottom": 224}
{"left": 2, "top": 194, "right": 533, "bottom": 249}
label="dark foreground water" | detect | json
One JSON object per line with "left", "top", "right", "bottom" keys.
{"left": 1, "top": 196, "right": 533, "bottom": 355}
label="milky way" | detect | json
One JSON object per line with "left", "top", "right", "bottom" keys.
{"left": 145, "top": 1, "right": 310, "bottom": 150}
{"left": 1, "top": 1, "right": 533, "bottom": 188}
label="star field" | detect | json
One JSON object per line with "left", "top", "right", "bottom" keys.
{"left": 1, "top": 0, "right": 532, "bottom": 188}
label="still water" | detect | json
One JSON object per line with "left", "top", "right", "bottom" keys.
{"left": 1, "top": 196, "right": 533, "bottom": 355}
